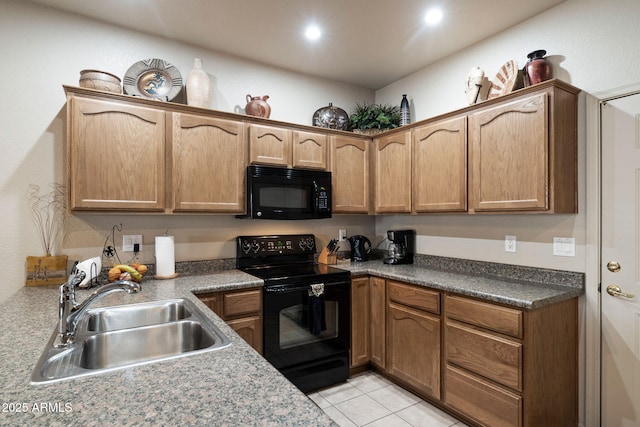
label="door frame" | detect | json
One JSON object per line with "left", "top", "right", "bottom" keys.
{"left": 586, "top": 82, "right": 640, "bottom": 427}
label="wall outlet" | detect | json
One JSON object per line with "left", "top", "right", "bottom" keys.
{"left": 123, "top": 235, "right": 142, "bottom": 252}
{"left": 338, "top": 229, "right": 347, "bottom": 241}
{"left": 505, "top": 235, "right": 516, "bottom": 253}
{"left": 553, "top": 237, "right": 575, "bottom": 257}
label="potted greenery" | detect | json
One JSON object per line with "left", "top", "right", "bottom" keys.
{"left": 26, "top": 183, "right": 68, "bottom": 286}
{"left": 348, "top": 102, "right": 401, "bottom": 135}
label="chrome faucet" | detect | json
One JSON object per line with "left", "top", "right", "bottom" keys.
{"left": 58, "top": 270, "right": 141, "bottom": 346}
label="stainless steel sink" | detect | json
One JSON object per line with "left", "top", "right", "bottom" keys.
{"left": 80, "top": 320, "right": 215, "bottom": 369}
{"left": 31, "top": 298, "right": 231, "bottom": 384}
{"left": 82, "top": 299, "right": 192, "bottom": 332}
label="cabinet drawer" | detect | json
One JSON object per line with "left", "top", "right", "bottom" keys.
{"left": 445, "top": 365, "right": 522, "bottom": 427}
{"left": 387, "top": 281, "right": 440, "bottom": 314}
{"left": 222, "top": 289, "right": 262, "bottom": 319}
{"left": 446, "top": 295, "right": 522, "bottom": 338}
{"left": 446, "top": 321, "right": 522, "bottom": 391}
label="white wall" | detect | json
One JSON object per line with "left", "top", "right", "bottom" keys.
{"left": 0, "top": 0, "right": 375, "bottom": 302}
{"left": 374, "top": 0, "right": 640, "bottom": 273}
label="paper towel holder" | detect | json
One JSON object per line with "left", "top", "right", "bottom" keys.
{"left": 154, "top": 234, "right": 179, "bottom": 280}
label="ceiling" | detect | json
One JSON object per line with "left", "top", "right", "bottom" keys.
{"left": 29, "top": 0, "right": 565, "bottom": 90}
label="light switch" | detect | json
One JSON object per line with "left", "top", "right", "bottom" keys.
{"left": 553, "top": 237, "right": 575, "bottom": 257}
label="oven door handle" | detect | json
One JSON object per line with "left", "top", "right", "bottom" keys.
{"left": 264, "top": 280, "right": 349, "bottom": 294}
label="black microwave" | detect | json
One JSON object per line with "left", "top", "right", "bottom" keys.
{"left": 241, "top": 165, "right": 332, "bottom": 220}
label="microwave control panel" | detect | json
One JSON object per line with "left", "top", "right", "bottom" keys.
{"left": 237, "top": 234, "right": 316, "bottom": 257}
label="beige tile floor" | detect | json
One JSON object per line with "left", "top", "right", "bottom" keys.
{"left": 308, "top": 371, "right": 468, "bottom": 427}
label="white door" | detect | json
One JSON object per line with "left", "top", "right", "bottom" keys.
{"left": 601, "top": 93, "right": 640, "bottom": 426}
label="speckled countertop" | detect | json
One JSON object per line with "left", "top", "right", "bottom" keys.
{"left": 0, "top": 259, "right": 583, "bottom": 426}
{"left": 338, "top": 258, "right": 584, "bottom": 309}
{"left": 0, "top": 271, "right": 336, "bottom": 427}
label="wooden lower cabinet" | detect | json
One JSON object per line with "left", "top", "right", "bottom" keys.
{"left": 354, "top": 277, "right": 577, "bottom": 427}
{"left": 443, "top": 294, "right": 578, "bottom": 427}
{"left": 196, "top": 288, "right": 263, "bottom": 354}
{"left": 369, "top": 276, "right": 386, "bottom": 369}
{"left": 386, "top": 281, "right": 441, "bottom": 400}
{"left": 351, "top": 276, "right": 370, "bottom": 367}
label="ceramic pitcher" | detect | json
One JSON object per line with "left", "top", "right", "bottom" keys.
{"left": 245, "top": 94, "right": 271, "bottom": 118}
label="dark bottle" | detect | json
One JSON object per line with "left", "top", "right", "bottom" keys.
{"left": 400, "top": 94, "right": 410, "bottom": 126}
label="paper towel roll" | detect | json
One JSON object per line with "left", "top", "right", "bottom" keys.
{"left": 155, "top": 236, "right": 177, "bottom": 279}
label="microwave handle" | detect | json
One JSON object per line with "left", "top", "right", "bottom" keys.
{"left": 312, "top": 180, "right": 320, "bottom": 211}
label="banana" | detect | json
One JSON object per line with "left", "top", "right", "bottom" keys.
{"left": 114, "top": 264, "right": 143, "bottom": 282}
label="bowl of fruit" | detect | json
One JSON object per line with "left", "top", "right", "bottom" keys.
{"left": 108, "top": 263, "right": 148, "bottom": 283}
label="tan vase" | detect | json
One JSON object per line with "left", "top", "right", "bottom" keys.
{"left": 26, "top": 255, "right": 68, "bottom": 286}
{"left": 186, "top": 58, "right": 212, "bottom": 108}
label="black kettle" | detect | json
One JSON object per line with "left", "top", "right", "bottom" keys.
{"left": 348, "top": 235, "right": 372, "bottom": 262}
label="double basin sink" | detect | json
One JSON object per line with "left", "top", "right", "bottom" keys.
{"left": 31, "top": 298, "right": 231, "bottom": 384}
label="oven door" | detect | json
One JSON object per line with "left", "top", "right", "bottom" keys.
{"left": 263, "top": 277, "right": 350, "bottom": 392}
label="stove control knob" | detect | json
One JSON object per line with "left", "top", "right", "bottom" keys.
{"left": 251, "top": 241, "right": 260, "bottom": 253}
{"left": 241, "top": 241, "right": 251, "bottom": 254}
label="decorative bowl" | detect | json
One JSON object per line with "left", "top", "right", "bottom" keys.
{"left": 79, "top": 69, "right": 122, "bottom": 94}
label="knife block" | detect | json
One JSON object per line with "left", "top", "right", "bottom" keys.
{"left": 318, "top": 247, "right": 337, "bottom": 265}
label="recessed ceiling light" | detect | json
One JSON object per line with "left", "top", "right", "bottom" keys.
{"left": 424, "top": 8, "right": 443, "bottom": 25}
{"left": 305, "top": 24, "right": 322, "bottom": 41}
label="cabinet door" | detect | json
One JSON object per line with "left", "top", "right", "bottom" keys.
{"left": 469, "top": 93, "right": 548, "bottom": 212}
{"left": 351, "top": 277, "right": 370, "bottom": 367}
{"left": 172, "top": 113, "right": 246, "bottom": 212}
{"left": 196, "top": 292, "right": 220, "bottom": 314}
{"left": 374, "top": 131, "right": 411, "bottom": 213}
{"left": 226, "top": 316, "right": 263, "bottom": 354}
{"left": 248, "top": 124, "right": 291, "bottom": 166}
{"left": 387, "top": 301, "right": 441, "bottom": 399}
{"left": 293, "top": 130, "right": 327, "bottom": 170}
{"left": 370, "top": 276, "right": 386, "bottom": 369}
{"left": 68, "top": 96, "right": 165, "bottom": 211}
{"left": 413, "top": 116, "right": 467, "bottom": 212}
{"left": 330, "top": 135, "right": 371, "bottom": 213}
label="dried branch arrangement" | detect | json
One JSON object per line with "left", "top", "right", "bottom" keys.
{"left": 28, "top": 183, "right": 66, "bottom": 256}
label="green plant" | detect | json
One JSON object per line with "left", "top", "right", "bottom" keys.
{"left": 348, "top": 102, "right": 401, "bottom": 131}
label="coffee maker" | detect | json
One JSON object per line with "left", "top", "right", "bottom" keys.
{"left": 384, "top": 229, "right": 415, "bottom": 265}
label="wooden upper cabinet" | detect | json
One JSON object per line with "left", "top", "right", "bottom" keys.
{"left": 469, "top": 83, "right": 578, "bottom": 213}
{"left": 67, "top": 96, "right": 165, "bottom": 211}
{"left": 330, "top": 135, "right": 371, "bottom": 214}
{"left": 171, "top": 113, "right": 246, "bottom": 213}
{"left": 292, "top": 130, "right": 327, "bottom": 170}
{"left": 412, "top": 116, "right": 467, "bottom": 212}
{"left": 374, "top": 130, "right": 411, "bottom": 213}
{"left": 248, "top": 124, "right": 291, "bottom": 166}
{"left": 469, "top": 93, "right": 548, "bottom": 212}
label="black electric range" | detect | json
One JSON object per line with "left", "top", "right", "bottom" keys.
{"left": 236, "top": 234, "right": 351, "bottom": 393}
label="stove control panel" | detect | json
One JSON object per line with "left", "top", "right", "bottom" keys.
{"left": 237, "top": 234, "right": 316, "bottom": 257}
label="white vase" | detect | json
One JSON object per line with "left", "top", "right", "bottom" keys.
{"left": 186, "top": 58, "right": 211, "bottom": 108}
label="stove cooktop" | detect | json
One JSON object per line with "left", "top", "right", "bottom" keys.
{"left": 243, "top": 262, "right": 349, "bottom": 282}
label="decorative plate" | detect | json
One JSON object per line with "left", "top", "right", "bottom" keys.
{"left": 488, "top": 60, "right": 519, "bottom": 99}
{"left": 313, "top": 103, "right": 349, "bottom": 130}
{"left": 123, "top": 58, "right": 183, "bottom": 101}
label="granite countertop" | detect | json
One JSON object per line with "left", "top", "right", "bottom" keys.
{"left": 0, "top": 259, "right": 583, "bottom": 426}
{"left": 0, "top": 271, "right": 336, "bottom": 427}
{"left": 337, "top": 259, "right": 584, "bottom": 309}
